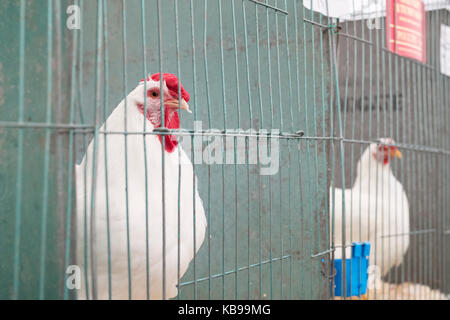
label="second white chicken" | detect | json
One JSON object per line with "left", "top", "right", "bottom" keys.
{"left": 331, "top": 138, "right": 409, "bottom": 277}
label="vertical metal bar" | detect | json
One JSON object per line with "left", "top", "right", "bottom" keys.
{"left": 358, "top": 0, "right": 367, "bottom": 298}
{"left": 175, "top": 0, "right": 183, "bottom": 301}
{"left": 424, "top": 62, "right": 431, "bottom": 301}
{"left": 189, "top": 0, "right": 199, "bottom": 300}
{"left": 436, "top": 9, "right": 445, "bottom": 299}
{"left": 424, "top": 19, "right": 432, "bottom": 298}
{"left": 87, "top": 0, "right": 103, "bottom": 300}
{"left": 444, "top": 10, "right": 450, "bottom": 295}
{"left": 230, "top": 0, "right": 240, "bottom": 299}
{"left": 380, "top": 6, "right": 389, "bottom": 297}
{"left": 99, "top": 0, "right": 112, "bottom": 300}
{"left": 217, "top": 0, "right": 227, "bottom": 299}
{"left": 202, "top": 0, "right": 213, "bottom": 301}
{"left": 54, "top": 0, "right": 66, "bottom": 296}
{"left": 250, "top": 3, "right": 265, "bottom": 296}
{"left": 347, "top": 0, "right": 357, "bottom": 299}
{"left": 393, "top": 15, "right": 402, "bottom": 300}
{"left": 325, "top": 0, "right": 347, "bottom": 302}
{"left": 444, "top": 9, "right": 449, "bottom": 295}
{"left": 420, "top": 58, "right": 430, "bottom": 300}
{"left": 326, "top": 0, "right": 337, "bottom": 299}
{"left": 251, "top": 1, "right": 265, "bottom": 298}
{"left": 406, "top": 59, "right": 413, "bottom": 299}
{"left": 120, "top": 0, "right": 132, "bottom": 300}
{"left": 301, "top": 1, "right": 315, "bottom": 299}
{"left": 430, "top": 9, "right": 440, "bottom": 299}
{"left": 39, "top": 0, "right": 53, "bottom": 300}
{"left": 426, "top": 10, "right": 432, "bottom": 300}
{"left": 444, "top": 99, "right": 448, "bottom": 296}
{"left": 282, "top": 0, "right": 295, "bottom": 300}
{"left": 139, "top": 0, "right": 150, "bottom": 300}
{"left": 274, "top": 0, "right": 284, "bottom": 299}
{"left": 246, "top": 134, "right": 252, "bottom": 297}
{"left": 63, "top": 0, "right": 80, "bottom": 301}
{"left": 293, "top": 0, "right": 306, "bottom": 298}
{"left": 443, "top": 11, "right": 450, "bottom": 298}
{"left": 412, "top": 61, "right": 419, "bottom": 299}
{"left": 432, "top": 8, "right": 441, "bottom": 299}
{"left": 156, "top": 0, "right": 166, "bottom": 300}
{"left": 399, "top": 52, "right": 407, "bottom": 298}
{"left": 241, "top": 0, "right": 253, "bottom": 299}
{"left": 349, "top": 2, "right": 358, "bottom": 297}
{"left": 373, "top": 2, "right": 382, "bottom": 299}
{"left": 365, "top": 0, "right": 376, "bottom": 300}
{"left": 12, "top": 0, "right": 26, "bottom": 300}
{"left": 308, "top": 0, "right": 323, "bottom": 299}
{"left": 387, "top": 8, "right": 395, "bottom": 300}
{"left": 342, "top": 17, "right": 350, "bottom": 135}
{"left": 318, "top": 8, "right": 331, "bottom": 301}
{"left": 417, "top": 59, "right": 424, "bottom": 300}
{"left": 76, "top": 0, "right": 90, "bottom": 300}
{"left": 263, "top": 1, "right": 275, "bottom": 299}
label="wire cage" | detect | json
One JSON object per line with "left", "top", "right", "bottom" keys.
{"left": 0, "top": 0, "right": 448, "bottom": 300}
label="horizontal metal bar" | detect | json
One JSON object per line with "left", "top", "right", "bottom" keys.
{"left": 0, "top": 121, "right": 304, "bottom": 139}
{"left": 338, "top": 32, "right": 373, "bottom": 46}
{"left": 444, "top": 229, "right": 450, "bottom": 235}
{"left": 0, "top": 121, "right": 94, "bottom": 130}
{"left": 303, "top": 18, "right": 372, "bottom": 46}
{"left": 300, "top": 136, "right": 450, "bottom": 156}
{"left": 2, "top": 121, "right": 449, "bottom": 155}
{"left": 311, "top": 248, "right": 335, "bottom": 258}
{"left": 178, "top": 254, "right": 291, "bottom": 287}
{"left": 381, "top": 228, "right": 436, "bottom": 238}
{"left": 246, "top": 0, "right": 288, "bottom": 15}
{"left": 303, "top": 18, "right": 329, "bottom": 29}
{"left": 152, "top": 127, "right": 305, "bottom": 139}
{"left": 345, "top": 139, "right": 450, "bottom": 156}
{"left": 90, "top": 129, "right": 306, "bottom": 140}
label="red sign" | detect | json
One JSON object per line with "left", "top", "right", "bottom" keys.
{"left": 386, "top": 0, "right": 426, "bottom": 63}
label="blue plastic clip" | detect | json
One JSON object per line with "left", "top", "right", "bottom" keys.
{"left": 334, "top": 242, "right": 371, "bottom": 297}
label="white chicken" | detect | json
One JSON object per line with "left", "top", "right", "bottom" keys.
{"left": 75, "top": 73, "right": 207, "bottom": 300}
{"left": 331, "top": 138, "right": 410, "bottom": 278}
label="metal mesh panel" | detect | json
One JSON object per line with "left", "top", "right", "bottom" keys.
{"left": 71, "top": 0, "right": 329, "bottom": 300}
{"left": 0, "top": 0, "right": 448, "bottom": 300}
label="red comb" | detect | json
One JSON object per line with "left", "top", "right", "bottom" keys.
{"left": 141, "top": 73, "right": 189, "bottom": 103}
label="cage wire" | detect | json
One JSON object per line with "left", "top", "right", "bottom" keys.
{"left": 0, "top": 0, "right": 449, "bottom": 300}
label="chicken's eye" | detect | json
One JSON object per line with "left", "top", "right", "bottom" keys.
{"left": 148, "top": 88, "right": 160, "bottom": 98}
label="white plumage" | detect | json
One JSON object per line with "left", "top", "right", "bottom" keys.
{"left": 75, "top": 75, "right": 207, "bottom": 299}
{"left": 331, "top": 138, "right": 409, "bottom": 277}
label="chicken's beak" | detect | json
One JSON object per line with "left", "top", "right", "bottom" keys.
{"left": 164, "top": 98, "right": 192, "bottom": 113}
{"left": 391, "top": 147, "right": 402, "bottom": 159}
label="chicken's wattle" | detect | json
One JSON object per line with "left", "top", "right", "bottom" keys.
{"left": 159, "top": 110, "right": 179, "bottom": 153}
{"left": 136, "top": 104, "right": 179, "bottom": 153}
